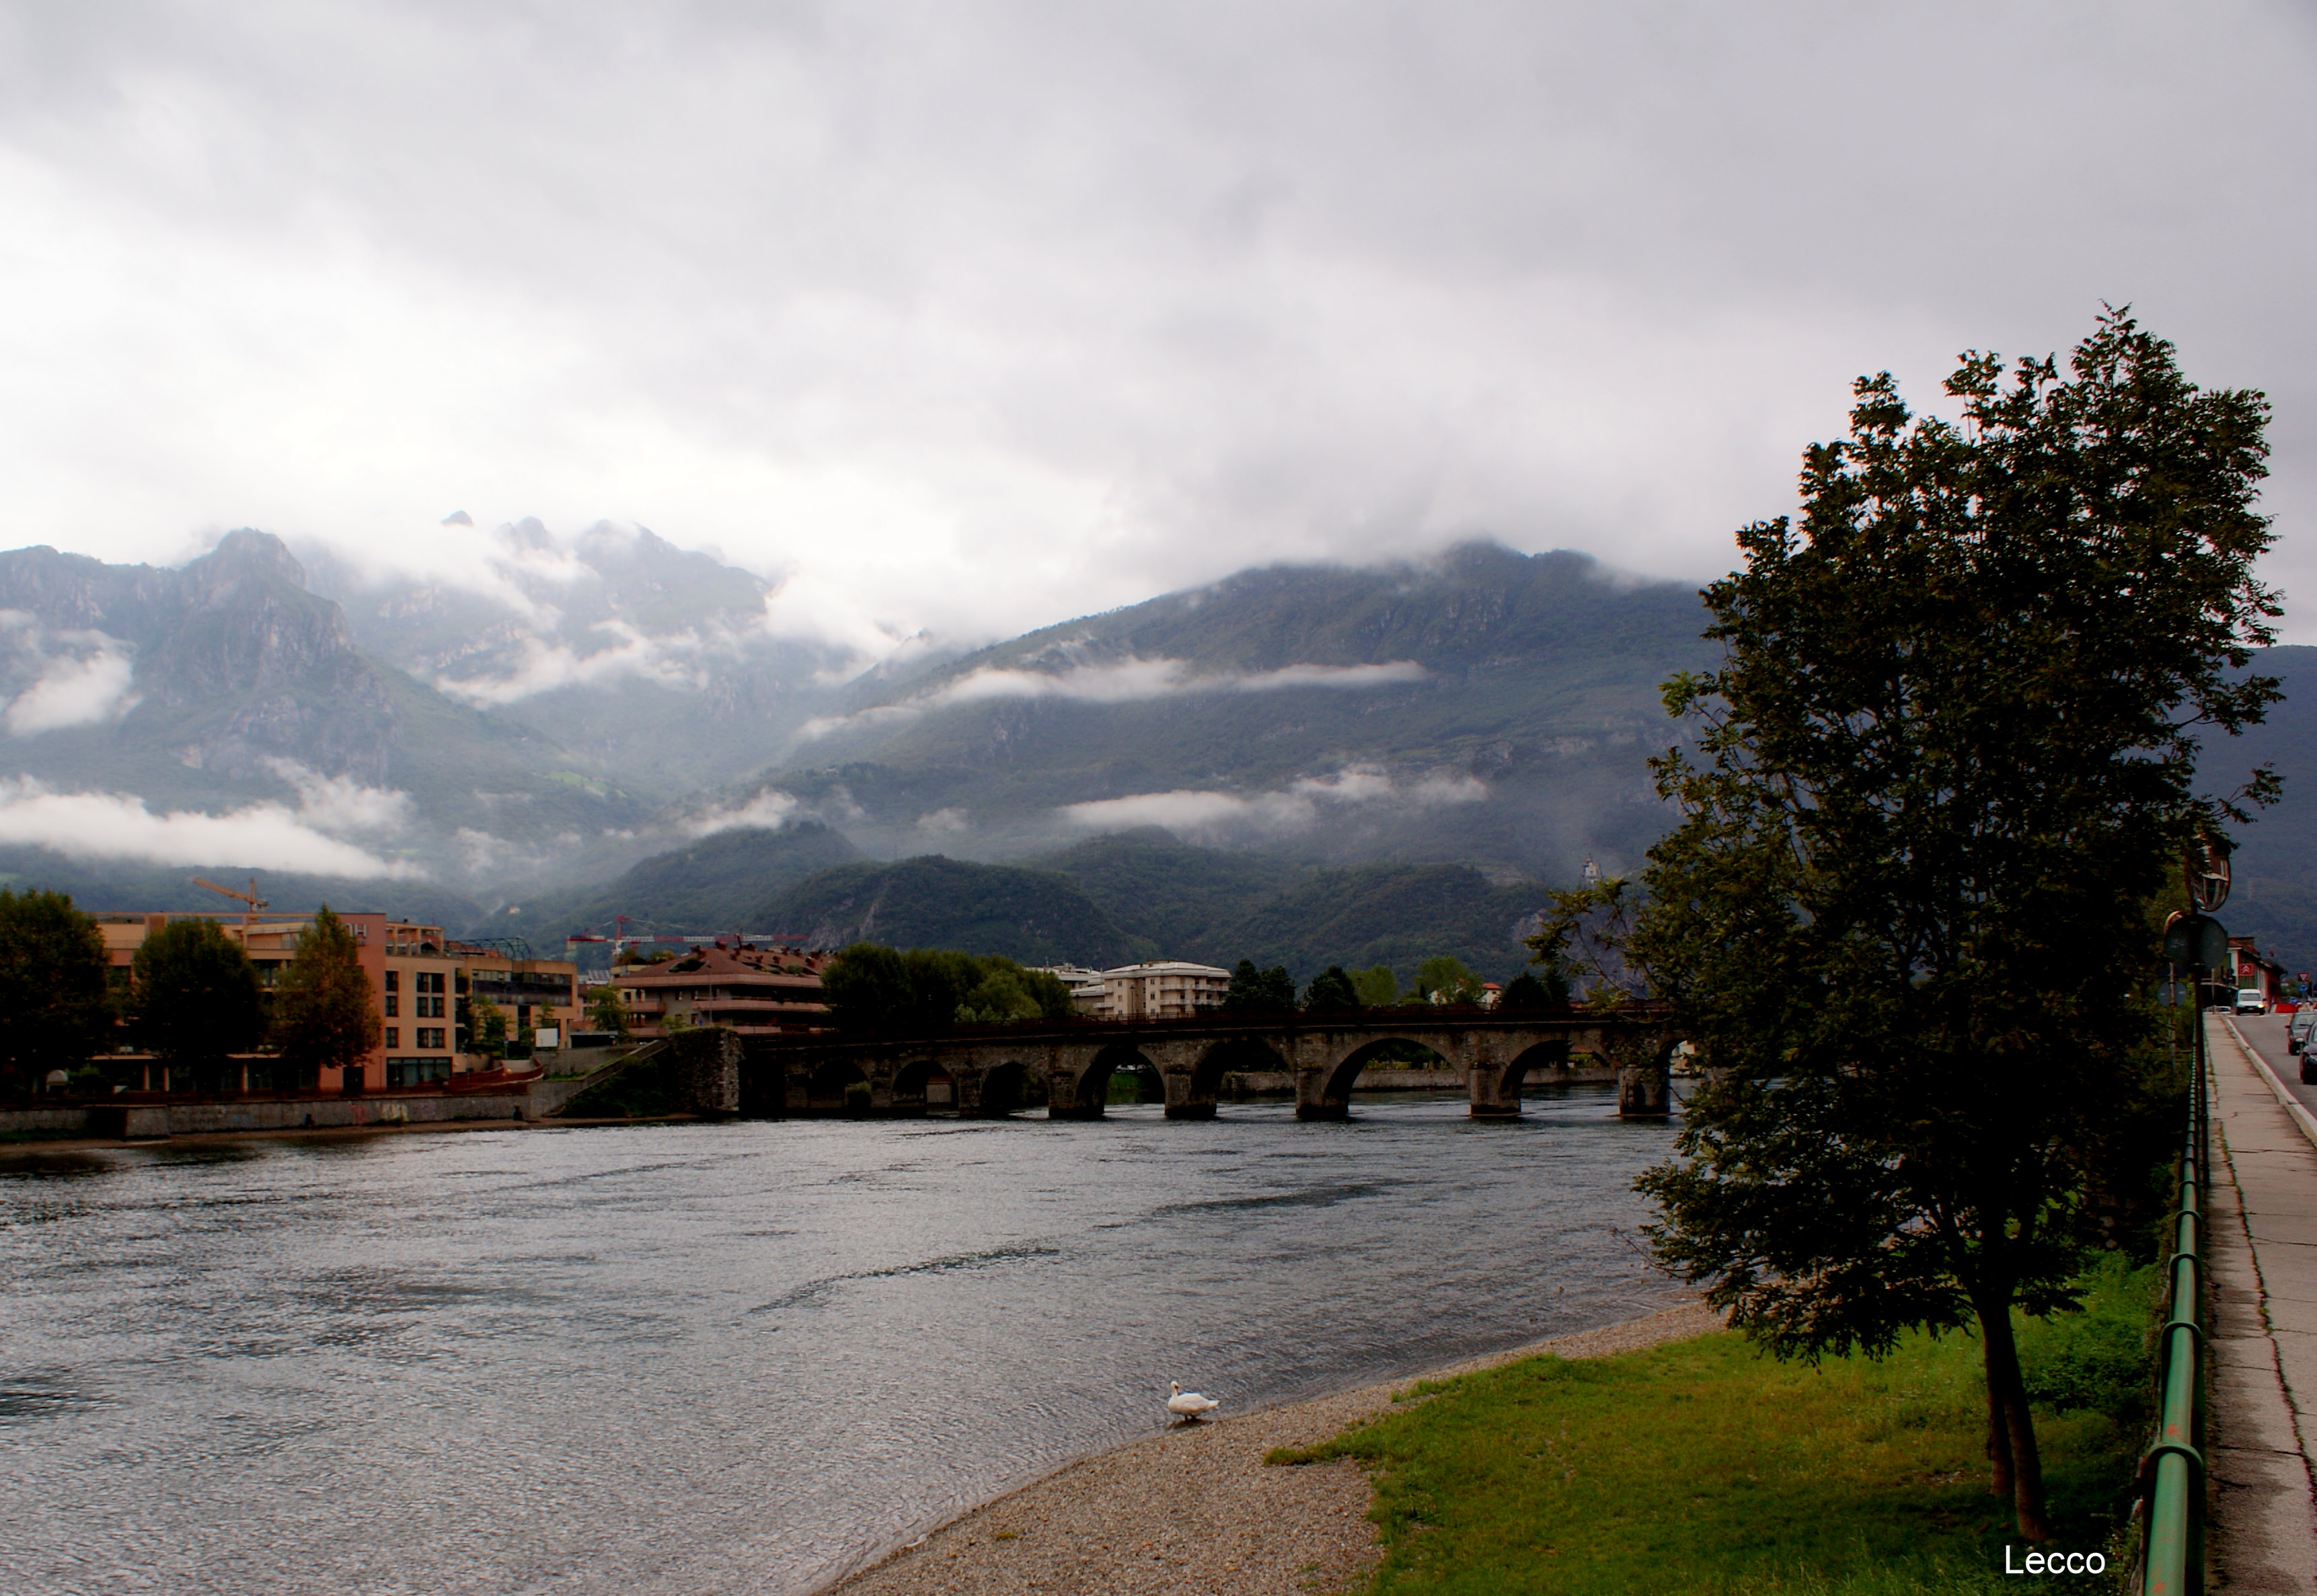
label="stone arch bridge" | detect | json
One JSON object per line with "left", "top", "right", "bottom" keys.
{"left": 736, "top": 1008, "right": 1681, "bottom": 1121}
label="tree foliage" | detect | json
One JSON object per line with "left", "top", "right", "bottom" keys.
{"left": 0, "top": 888, "right": 112, "bottom": 1088}
{"left": 1303, "top": 965, "right": 1361, "bottom": 1011}
{"left": 1351, "top": 964, "right": 1401, "bottom": 1008}
{"left": 1221, "top": 958, "right": 1295, "bottom": 1013}
{"left": 1413, "top": 954, "right": 1483, "bottom": 1005}
{"left": 271, "top": 906, "right": 383, "bottom": 1075}
{"left": 467, "top": 994, "right": 510, "bottom": 1058}
{"left": 819, "top": 944, "right": 1075, "bottom": 1032}
{"left": 1626, "top": 311, "right": 2277, "bottom": 1540}
{"left": 1497, "top": 971, "right": 1562, "bottom": 1010}
{"left": 132, "top": 917, "right": 265, "bottom": 1065}
{"left": 584, "top": 983, "right": 632, "bottom": 1038}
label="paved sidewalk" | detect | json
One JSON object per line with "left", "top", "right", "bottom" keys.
{"left": 2207, "top": 1015, "right": 2317, "bottom": 1591}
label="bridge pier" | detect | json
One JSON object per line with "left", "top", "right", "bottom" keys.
{"left": 1618, "top": 1061, "right": 1671, "bottom": 1117}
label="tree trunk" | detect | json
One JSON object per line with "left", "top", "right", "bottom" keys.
{"left": 1981, "top": 1332, "right": 2015, "bottom": 1501}
{"left": 1977, "top": 1297, "right": 2050, "bottom": 1541}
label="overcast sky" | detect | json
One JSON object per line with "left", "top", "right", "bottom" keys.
{"left": 3, "top": 1, "right": 2313, "bottom": 652}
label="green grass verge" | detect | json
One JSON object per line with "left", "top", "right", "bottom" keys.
{"left": 1270, "top": 1272, "right": 2152, "bottom": 1594}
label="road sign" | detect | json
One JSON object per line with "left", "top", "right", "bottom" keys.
{"left": 2162, "top": 911, "right": 2230, "bottom": 970}
{"left": 2185, "top": 835, "right": 2232, "bottom": 913}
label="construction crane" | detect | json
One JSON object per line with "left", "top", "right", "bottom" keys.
{"left": 190, "top": 876, "right": 266, "bottom": 925}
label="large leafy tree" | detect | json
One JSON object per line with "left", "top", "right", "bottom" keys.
{"left": 1221, "top": 959, "right": 1295, "bottom": 1014}
{"left": 1302, "top": 965, "right": 1361, "bottom": 1012}
{"left": 133, "top": 917, "right": 266, "bottom": 1084}
{"left": 821, "top": 944, "right": 1075, "bottom": 1030}
{"left": 272, "top": 907, "right": 383, "bottom": 1079}
{"left": 0, "top": 888, "right": 112, "bottom": 1089}
{"left": 1628, "top": 311, "right": 2277, "bottom": 1540}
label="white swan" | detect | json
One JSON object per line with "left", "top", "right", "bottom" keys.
{"left": 1167, "top": 1381, "right": 1220, "bottom": 1420}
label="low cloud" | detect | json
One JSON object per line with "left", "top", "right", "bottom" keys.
{"left": 685, "top": 788, "right": 802, "bottom": 838}
{"left": 0, "top": 778, "right": 422, "bottom": 876}
{"left": 0, "top": 615, "right": 141, "bottom": 734}
{"left": 1057, "top": 766, "right": 1486, "bottom": 839}
{"left": 433, "top": 619, "right": 713, "bottom": 706}
{"left": 933, "top": 656, "right": 1426, "bottom": 708}
{"left": 262, "top": 759, "right": 416, "bottom": 837}
{"left": 454, "top": 826, "right": 582, "bottom": 878}
{"left": 799, "top": 655, "right": 1427, "bottom": 741}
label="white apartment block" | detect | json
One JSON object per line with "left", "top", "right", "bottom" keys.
{"left": 1098, "top": 960, "right": 1231, "bottom": 1020}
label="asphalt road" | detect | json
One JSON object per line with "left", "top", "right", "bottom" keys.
{"left": 2223, "top": 1010, "right": 2317, "bottom": 1117}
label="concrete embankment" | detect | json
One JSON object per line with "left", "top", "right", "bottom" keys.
{"left": 0, "top": 1032, "right": 751, "bottom": 1145}
{"left": 6, "top": 1088, "right": 543, "bottom": 1142}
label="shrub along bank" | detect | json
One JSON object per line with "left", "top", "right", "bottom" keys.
{"left": 1270, "top": 1263, "right": 2155, "bottom": 1595}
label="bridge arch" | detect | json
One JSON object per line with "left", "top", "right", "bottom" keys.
{"left": 968, "top": 1059, "right": 1034, "bottom": 1117}
{"left": 1484, "top": 1038, "right": 1572, "bottom": 1108}
{"left": 1058, "top": 1043, "right": 1159, "bottom": 1119}
{"left": 807, "top": 1059, "right": 872, "bottom": 1117}
{"left": 1304, "top": 1035, "right": 1455, "bottom": 1120}
{"left": 1190, "top": 1037, "right": 1287, "bottom": 1104}
{"left": 890, "top": 1058, "right": 953, "bottom": 1115}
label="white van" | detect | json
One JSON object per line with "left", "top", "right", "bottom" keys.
{"left": 2237, "top": 988, "right": 2269, "bottom": 1015}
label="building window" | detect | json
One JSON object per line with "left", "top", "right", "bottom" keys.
{"left": 385, "top": 1028, "right": 399, "bottom": 1048}
{"left": 385, "top": 970, "right": 399, "bottom": 993}
{"left": 384, "top": 995, "right": 398, "bottom": 1017}
{"left": 416, "top": 1028, "right": 446, "bottom": 1049}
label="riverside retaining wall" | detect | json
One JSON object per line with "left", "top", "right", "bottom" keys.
{"left": 5, "top": 1092, "right": 538, "bottom": 1141}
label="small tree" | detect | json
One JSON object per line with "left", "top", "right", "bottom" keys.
{"left": 584, "top": 983, "right": 632, "bottom": 1039}
{"left": 272, "top": 906, "right": 382, "bottom": 1082}
{"left": 1303, "top": 966, "right": 1361, "bottom": 1012}
{"left": 0, "top": 888, "right": 112, "bottom": 1092}
{"left": 1221, "top": 959, "right": 1295, "bottom": 1013}
{"left": 133, "top": 917, "right": 264, "bottom": 1087}
{"left": 1628, "top": 311, "right": 2278, "bottom": 1540}
{"left": 1413, "top": 954, "right": 1483, "bottom": 1005}
{"left": 1351, "top": 965, "right": 1400, "bottom": 1008}
{"left": 467, "top": 994, "right": 510, "bottom": 1059}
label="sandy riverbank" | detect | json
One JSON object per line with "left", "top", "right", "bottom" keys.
{"left": 824, "top": 1298, "right": 1724, "bottom": 1596}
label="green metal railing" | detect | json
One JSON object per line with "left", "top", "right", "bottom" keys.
{"left": 2140, "top": 1017, "right": 2209, "bottom": 1595}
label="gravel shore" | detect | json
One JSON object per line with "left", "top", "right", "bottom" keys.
{"left": 825, "top": 1299, "right": 1722, "bottom": 1596}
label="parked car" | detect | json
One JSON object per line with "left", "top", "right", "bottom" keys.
{"left": 2237, "top": 989, "right": 2269, "bottom": 1015}
{"left": 2290, "top": 1009, "right": 2317, "bottom": 1055}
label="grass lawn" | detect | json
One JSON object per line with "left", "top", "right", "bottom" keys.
{"left": 1270, "top": 1306, "right": 2145, "bottom": 1595}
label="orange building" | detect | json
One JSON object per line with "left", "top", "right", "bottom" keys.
{"left": 93, "top": 911, "right": 580, "bottom": 1091}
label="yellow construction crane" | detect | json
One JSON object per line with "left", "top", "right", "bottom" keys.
{"left": 190, "top": 876, "right": 268, "bottom": 925}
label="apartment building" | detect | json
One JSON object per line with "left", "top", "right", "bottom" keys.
{"left": 614, "top": 944, "right": 831, "bottom": 1037}
{"left": 1087, "top": 960, "right": 1231, "bottom": 1020}
{"left": 93, "top": 911, "right": 578, "bottom": 1091}
{"left": 452, "top": 942, "right": 582, "bottom": 1059}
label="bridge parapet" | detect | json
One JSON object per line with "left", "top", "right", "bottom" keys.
{"left": 739, "top": 1007, "right": 1680, "bottom": 1122}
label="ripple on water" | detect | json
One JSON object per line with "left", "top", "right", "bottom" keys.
{"left": 1, "top": 1088, "right": 1678, "bottom": 1595}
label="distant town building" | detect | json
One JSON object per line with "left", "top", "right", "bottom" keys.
{"left": 91, "top": 911, "right": 581, "bottom": 1092}
{"left": 2228, "top": 936, "right": 2287, "bottom": 1009}
{"left": 1080, "top": 960, "right": 1231, "bottom": 1020}
{"left": 1037, "top": 964, "right": 1112, "bottom": 1015}
{"left": 614, "top": 944, "right": 832, "bottom": 1037}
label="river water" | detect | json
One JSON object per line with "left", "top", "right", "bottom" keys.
{"left": 2, "top": 1088, "right": 1681, "bottom": 1595}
